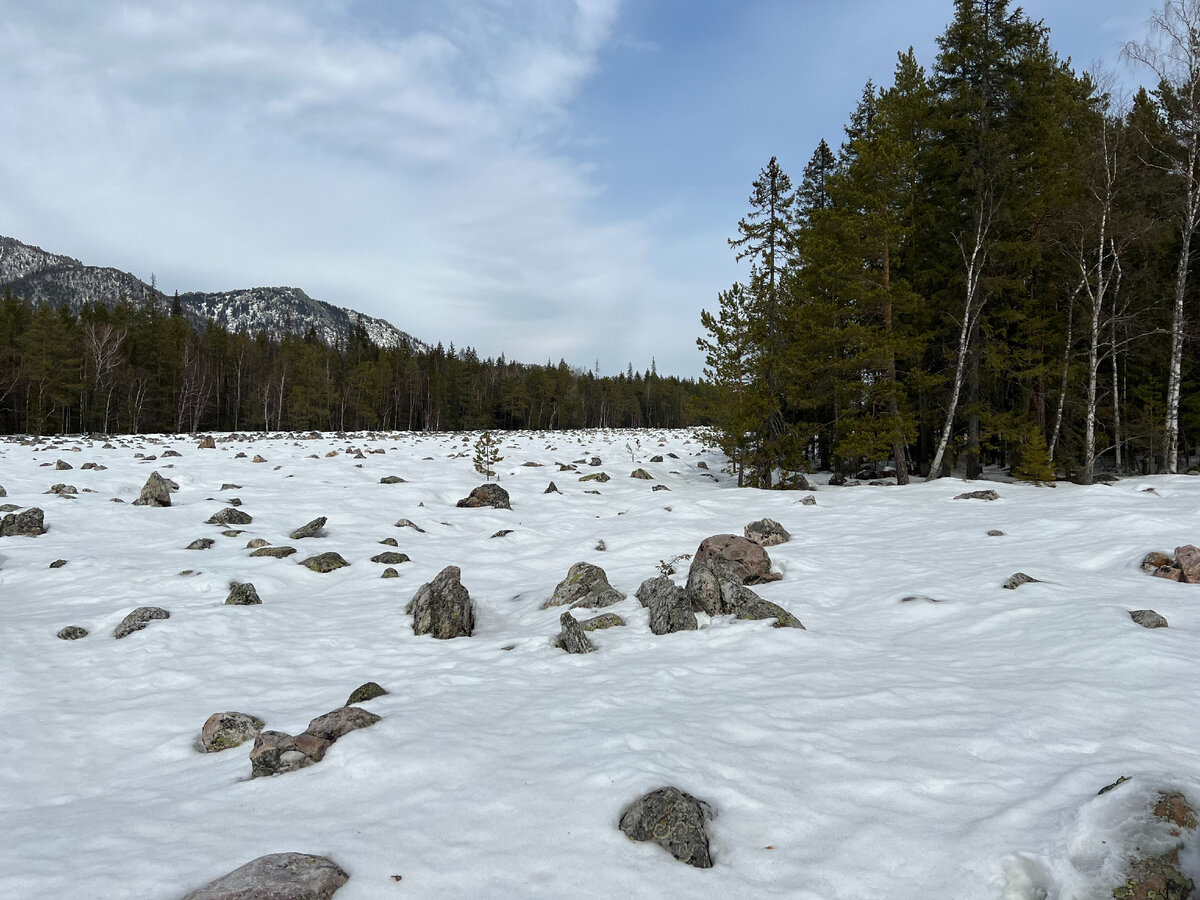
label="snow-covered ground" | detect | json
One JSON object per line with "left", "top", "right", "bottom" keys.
{"left": 1, "top": 429, "right": 1197, "bottom": 899}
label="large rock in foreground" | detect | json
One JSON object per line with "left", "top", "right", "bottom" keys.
{"left": 200, "top": 712, "right": 265, "bottom": 752}
{"left": 619, "top": 786, "right": 714, "bottom": 868}
{"left": 456, "top": 484, "right": 511, "bottom": 509}
{"left": 692, "top": 534, "right": 780, "bottom": 585}
{"left": 407, "top": 565, "right": 475, "bottom": 638}
{"left": 0, "top": 507, "right": 45, "bottom": 537}
{"left": 183, "top": 852, "right": 349, "bottom": 900}
{"left": 636, "top": 576, "right": 697, "bottom": 635}
{"left": 542, "top": 561, "right": 624, "bottom": 610}
{"left": 132, "top": 471, "right": 172, "bottom": 507}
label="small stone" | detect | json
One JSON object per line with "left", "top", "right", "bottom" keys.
{"left": 371, "top": 551, "right": 410, "bottom": 564}
{"left": 48, "top": 558, "right": 67, "bottom": 569}
{"left": 544, "top": 481, "right": 561, "bottom": 494}
{"left": 1153, "top": 792, "right": 1197, "bottom": 830}
{"left": 249, "top": 730, "right": 331, "bottom": 778}
{"left": 114, "top": 606, "right": 170, "bottom": 639}
{"left": 200, "top": 712, "right": 264, "bottom": 752}
{"left": 652, "top": 484, "right": 671, "bottom": 491}
{"left": 1002, "top": 572, "right": 1039, "bottom": 590}
{"left": 1130, "top": 609, "right": 1168, "bottom": 628}
{"left": 186, "top": 538, "right": 215, "bottom": 550}
{"left": 290, "top": 516, "right": 327, "bottom": 540}
{"left": 251, "top": 545, "right": 297, "bottom": 558}
{"left": 206, "top": 507, "right": 252, "bottom": 526}
{"left": 800, "top": 495, "right": 817, "bottom": 506}
{"left": 225, "top": 582, "right": 261, "bottom": 605}
{"left": 619, "top": 786, "right": 713, "bottom": 868}
{"left": 380, "top": 475, "right": 406, "bottom": 484}
{"left": 246, "top": 538, "right": 270, "bottom": 549}
{"left": 954, "top": 489, "right": 999, "bottom": 501}
{"left": 395, "top": 518, "right": 426, "bottom": 532}
{"left": 490, "top": 529, "right": 513, "bottom": 539}
{"left": 595, "top": 540, "right": 607, "bottom": 552}
{"left": 1097, "top": 776, "right": 1130, "bottom": 795}
{"left": 631, "top": 468, "right": 653, "bottom": 479}
{"left": 346, "top": 682, "right": 388, "bottom": 705}
{"left": 182, "top": 852, "right": 349, "bottom": 900}
{"left": 56, "top": 625, "right": 87, "bottom": 640}
{"left": 987, "top": 529, "right": 1005, "bottom": 536}
{"left": 299, "top": 552, "right": 350, "bottom": 573}
{"left": 381, "top": 567, "right": 399, "bottom": 578}
{"left": 1142, "top": 551, "right": 1174, "bottom": 572}
{"left": 252, "top": 455, "right": 267, "bottom": 463}
{"left": 1175, "top": 544, "right": 1200, "bottom": 582}
{"left": 221, "top": 530, "right": 243, "bottom": 537}
{"left": 555, "top": 611, "right": 598, "bottom": 654}
{"left": 650, "top": 455, "right": 664, "bottom": 463}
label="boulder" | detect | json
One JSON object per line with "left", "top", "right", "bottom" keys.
{"left": 577, "top": 612, "right": 625, "bottom": 631}
{"left": 579, "top": 472, "right": 610, "bottom": 483}
{"left": 132, "top": 471, "right": 172, "bottom": 507}
{"left": 299, "top": 552, "right": 350, "bottom": 573}
{"left": 56, "top": 625, "right": 88, "bottom": 640}
{"left": 225, "top": 582, "right": 261, "bottom": 605}
{"left": 304, "top": 706, "right": 382, "bottom": 742}
{"left": 381, "top": 567, "right": 399, "bottom": 578}
{"left": 251, "top": 546, "right": 296, "bottom": 558}
{"left": 182, "top": 852, "right": 349, "bottom": 900}
{"left": 730, "top": 589, "right": 805, "bottom": 629}
{"left": 619, "top": 786, "right": 713, "bottom": 868}
{"left": 691, "top": 534, "right": 780, "bottom": 585}
{"left": 0, "top": 485, "right": 5, "bottom": 497}
{"left": 1175, "top": 545, "right": 1200, "bottom": 582}
{"left": 954, "top": 489, "right": 999, "bottom": 501}
{"left": 685, "top": 555, "right": 749, "bottom": 616}
{"left": 379, "top": 537, "right": 398, "bottom": 546}
{"left": 555, "top": 611, "right": 597, "bottom": 654}
{"left": 379, "top": 475, "right": 406, "bottom": 484}
{"left": 744, "top": 518, "right": 791, "bottom": 547}
{"left": 47, "top": 483, "right": 77, "bottom": 496}
{"left": 456, "top": 484, "right": 511, "bottom": 509}
{"left": 1142, "top": 551, "right": 1174, "bottom": 572}
{"left": 542, "top": 561, "right": 625, "bottom": 610}
{"left": 114, "top": 606, "right": 170, "bottom": 639}
{"left": 249, "top": 730, "right": 332, "bottom": 778}
{"left": 290, "top": 517, "right": 327, "bottom": 540}
{"left": 406, "top": 565, "right": 474, "bottom": 639}
{"left": 371, "top": 551, "right": 410, "bottom": 565}
{"left": 544, "top": 482, "right": 561, "bottom": 494}
{"left": 186, "top": 538, "right": 215, "bottom": 550}
{"left": 650, "top": 455, "right": 664, "bottom": 463}
{"left": 196, "top": 436, "right": 216, "bottom": 449}
{"left": 635, "top": 576, "right": 697, "bottom": 635}
{"left": 206, "top": 507, "right": 253, "bottom": 526}
{"left": 1130, "top": 609, "right": 1169, "bottom": 628}
{"left": 200, "top": 712, "right": 265, "bottom": 752}
{"left": 1002, "top": 572, "right": 1040, "bottom": 590}
{"left": 54, "top": 459, "right": 72, "bottom": 470}
{"left": 631, "top": 468, "right": 653, "bottom": 480}
{"left": 395, "top": 518, "right": 426, "bottom": 532}
{"left": 346, "top": 682, "right": 388, "bottom": 705}
{"left": 800, "top": 495, "right": 817, "bottom": 506}
{"left": 0, "top": 507, "right": 46, "bottom": 537}
{"left": 246, "top": 538, "right": 270, "bottom": 549}
{"left": 49, "top": 558, "right": 67, "bottom": 568}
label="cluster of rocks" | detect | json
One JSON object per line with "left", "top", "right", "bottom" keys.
{"left": 1101, "top": 781, "right": 1196, "bottom": 899}
{"left": 0, "top": 506, "right": 45, "bottom": 537}
{"left": 250, "top": 704, "right": 382, "bottom": 778}
{"left": 1143, "top": 545, "right": 1200, "bottom": 583}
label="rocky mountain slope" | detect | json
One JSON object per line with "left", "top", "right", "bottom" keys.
{"left": 0, "top": 235, "right": 421, "bottom": 350}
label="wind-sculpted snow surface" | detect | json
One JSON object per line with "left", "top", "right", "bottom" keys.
{"left": 0, "top": 428, "right": 1198, "bottom": 898}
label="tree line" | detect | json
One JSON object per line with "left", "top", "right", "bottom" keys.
{"left": 700, "top": 0, "right": 1200, "bottom": 486}
{"left": 0, "top": 290, "right": 708, "bottom": 436}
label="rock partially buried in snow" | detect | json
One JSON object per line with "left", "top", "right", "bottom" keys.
{"left": 251, "top": 545, "right": 296, "bottom": 558}
{"left": 407, "top": 565, "right": 474, "bottom": 639}
{"left": 456, "top": 484, "right": 511, "bottom": 509}
{"left": 555, "top": 611, "right": 597, "bottom": 653}
{"left": 225, "top": 582, "right": 261, "bottom": 605}
{"left": 304, "top": 706, "right": 381, "bottom": 742}
{"left": 200, "top": 712, "right": 265, "bottom": 752}
{"left": 691, "top": 534, "right": 781, "bottom": 585}
{"left": 132, "top": 471, "right": 173, "bottom": 507}
{"left": 290, "top": 516, "right": 327, "bottom": 539}
{"left": 579, "top": 472, "right": 610, "bottom": 484}
{"left": 1176, "top": 544, "right": 1200, "bottom": 582}
{"left": 249, "top": 730, "right": 332, "bottom": 777}
{"left": 630, "top": 468, "right": 653, "bottom": 479}
{"left": 619, "top": 786, "right": 714, "bottom": 868}
{"left": 1130, "top": 609, "right": 1168, "bottom": 628}
{"left": 346, "top": 682, "right": 388, "bottom": 705}
{"left": 395, "top": 518, "right": 426, "bottom": 532}
{"left": 299, "top": 552, "right": 350, "bottom": 573}
{"left": 371, "top": 551, "right": 410, "bottom": 565}
{"left": 57, "top": 625, "right": 88, "bottom": 640}
{"left": 114, "top": 606, "right": 170, "bottom": 639}
{"left": 577, "top": 612, "right": 624, "bottom": 631}
{"left": 182, "top": 852, "right": 349, "bottom": 900}
{"left": 379, "top": 475, "right": 406, "bottom": 484}
{"left": 0, "top": 507, "right": 46, "bottom": 537}
{"left": 544, "top": 481, "right": 561, "bottom": 494}
{"left": 1002, "top": 572, "right": 1040, "bottom": 590}
{"left": 206, "top": 507, "right": 252, "bottom": 527}
{"left": 744, "top": 517, "right": 791, "bottom": 547}
{"left": 635, "top": 576, "right": 697, "bottom": 635}
{"left": 186, "top": 538, "right": 215, "bottom": 550}
{"left": 542, "top": 561, "right": 624, "bottom": 610}
{"left": 954, "top": 489, "right": 999, "bottom": 501}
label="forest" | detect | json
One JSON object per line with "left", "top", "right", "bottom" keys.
{"left": 0, "top": 290, "right": 707, "bottom": 436}
{"left": 700, "top": 0, "right": 1200, "bottom": 485}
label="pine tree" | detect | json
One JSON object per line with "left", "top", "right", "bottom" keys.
{"left": 473, "top": 431, "right": 503, "bottom": 481}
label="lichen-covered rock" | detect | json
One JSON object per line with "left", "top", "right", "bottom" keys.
{"left": 251, "top": 545, "right": 296, "bottom": 558}
{"left": 1112, "top": 853, "right": 1194, "bottom": 900}
{"left": 1142, "top": 551, "right": 1174, "bottom": 572}
{"left": 691, "top": 534, "right": 780, "bottom": 585}
{"left": 555, "top": 611, "right": 597, "bottom": 654}
{"left": 54, "top": 459, "right": 72, "bottom": 470}
{"left": 631, "top": 468, "right": 653, "bottom": 479}
{"left": 381, "top": 567, "right": 399, "bottom": 578}
{"left": 200, "top": 711, "right": 265, "bottom": 752}
{"left": 56, "top": 625, "right": 88, "bottom": 640}
{"left": 290, "top": 517, "right": 327, "bottom": 540}
{"left": 744, "top": 517, "right": 791, "bottom": 547}
{"left": 0, "top": 485, "right": 5, "bottom": 497}
{"left": 206, "top": 507, "right": 253, "bottom": 526}
{"left": 346, "top": 682, "right": 388, "bottom": 705}
{"left": 1, "top": 507, "right": 46, "bottom": 537}
{"left": 246, "top": 538, "right": 270, "bottom": 549}
{"left": 225, "top": 582, "right": 261, "bottom": 605}
{"left": 636, "top": 576, "right": 697, "bottom": 635}
{"left": 186, "top": 538, "right": 215, "bottom": 550}
{"left": 1175, "top": 544, "right": 1200, "bottom": 583}
{"left": 114, "top": 606, "right": 170, "bottom": 639}
{"left": 542, "top": 561, "right": 624, "bottom": 610}
{"left": 1130, "top": 609, "right": 1169, "bottom": 628}
{"left": 619, "top": 786, "right": 713, "bottom": 868}
{"left": 954, "top": 489, "right": 999, "bottom": 501}
{"left": 304, "top": 706, "right": 381, "bottom": 742}
{"left": 1002, "top": 572, "right": 1040, "bottom": 590}
{"left": 183, "top": 852, "right": 349, "bottom": 900}
{"left": 299, "top": 552, "right": 350, "bottom": 573}
{"left": 730, "top": 588, "right": 805, "bottom": 629}
{"left": 371, "top": 551, "right": 410, "bottom": 565}
{"left": 578, "top": 612, "right": 625, "bottom": 631}
{"left": 406, "top": 565, "right": 474, "bottom": 639}
{"left": 132, "top": 471, "right": 172, "bottom": 507}
{"left": 379, "top": 475, "right": 406, "bottom": 484}
{"left": 579, "top": 472, "right": 610, "bottom": 483}
{"left": 249, "top": 730, "right": 331, "bottom": 778}
{"left": 456, "top": 484, "right": 511, "bottom": 509}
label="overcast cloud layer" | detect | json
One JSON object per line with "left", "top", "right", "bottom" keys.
{"left": 0, "top": 1, "right": 1154, "bottom": 376}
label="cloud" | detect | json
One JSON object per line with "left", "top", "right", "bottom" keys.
{"left": 0, "top": 0, "right": 702, "bottom": 374}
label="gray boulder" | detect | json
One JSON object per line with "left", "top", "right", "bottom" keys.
{"left": 744, "top": 518, "right": 791, "bottom": 547}
{"left": 304, "top": 706, "right": 381, "bottom": 742}
{"left": 54, "top": 458, "right": 72, "bottom": 470}
{"left": 49, "top": 558, "right": 68, "bottom": 568}
{"left": 1130, "top": 609, "right": 1169, "bottom": 628}
{"left": 290, "top": 517, "right": 327, "bottom": 540}
{"left": 544, "top": 481, "right": 561, "bottom": 494}
{"left": 1, "top": 507, "right": 46, "bottom": 537}
{"left": 636, "top": 576, "right": 697, "bottom": 635}
{"left": 371, "top": 551, "right": 410, "bottom": 565}
{"left": 346, "top": 682, "right": 388, "bottom": 705}
{"left": 379, "top": 475, "right": 406, "bottom": 484}
{"left": 730, "top": 588, "right": 805, "bottom": 629}
{"left": 299, "top": 552, "right": 350, "bottom": 573}
{"left": 225, "top": 582, "right": 261, "bottom": 605}
{"left": 183, "top": 852, "right": 349, "bottom": 900}
{"left": 251, "top": 546, "right": 296, "bottom": 558}
{"left": 249, "top": 730, "right": 332, "bottom": 778}
{"left": 206, "top": 507, "right": 253, "bottom": 526}
{"left": 132, "top": 471, "right": 172, "bottom": 507}
{"left": 57, "top": 625, "right": 88, "bottom": 640}
{"left": 406, "top": 565, "right": 474, "bottom": 639}
{"left": 631, "top": 468, "right": 653, "bottom": 480}
{"left": 542, "top": 561, "right": 625, "bottom": 610}
{"left": 579, "top": 472, "right": 610, "bottom": 483}
{"left": 619, "top": 786, "right": 714, "bottom": 868}
{"left": 555, "top": 611, "right": 598, "bottom": 654}
{"left": 395, "top": 518, "right": 426, "bottom": 532}
{"left": 0, "top": 484, "right": 5, "bottom": 496}
{"left": 692, "top": 534, "right": 780, "bottom": 585}
{"left": 954, "top": 489, "right": 999, "bottom": 501}
{"left": 114, "top": 606, "right": 170, "bottom": 639}
{"left": 1002, "top": 572, "right": 1040, "bottom": 590}
{"left": 186, "top": 538, "right": 215, "bottom": 550}
{"left": 200, "top": 712, "right": 265, "bottom": 752}
{"left": 456, "top": 484, "right": 511, "bottom": 509}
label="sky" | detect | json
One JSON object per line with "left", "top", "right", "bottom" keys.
{"left": 0, "top": 0, "right": 1155, "bottom": 377}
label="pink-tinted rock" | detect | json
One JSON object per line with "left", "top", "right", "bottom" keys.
{"left": 304, "top": 706, "right": 381, "bottom": 742}
{"left": 692, "top": 534, "right": 780, "bottom": 585}
{"left": 1174, "top": 545, "right": 1200, "bottom": 582}
{"left": 183, "top": 852, "right": 348, "bottom": 900}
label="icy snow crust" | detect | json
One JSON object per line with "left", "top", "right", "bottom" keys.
{"left": 0, "top": 430, "right": 1197, "bottom": 899}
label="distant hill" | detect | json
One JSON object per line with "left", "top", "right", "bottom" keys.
{"left": 0, "top": 235, "right": 422, "bottom": 350}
